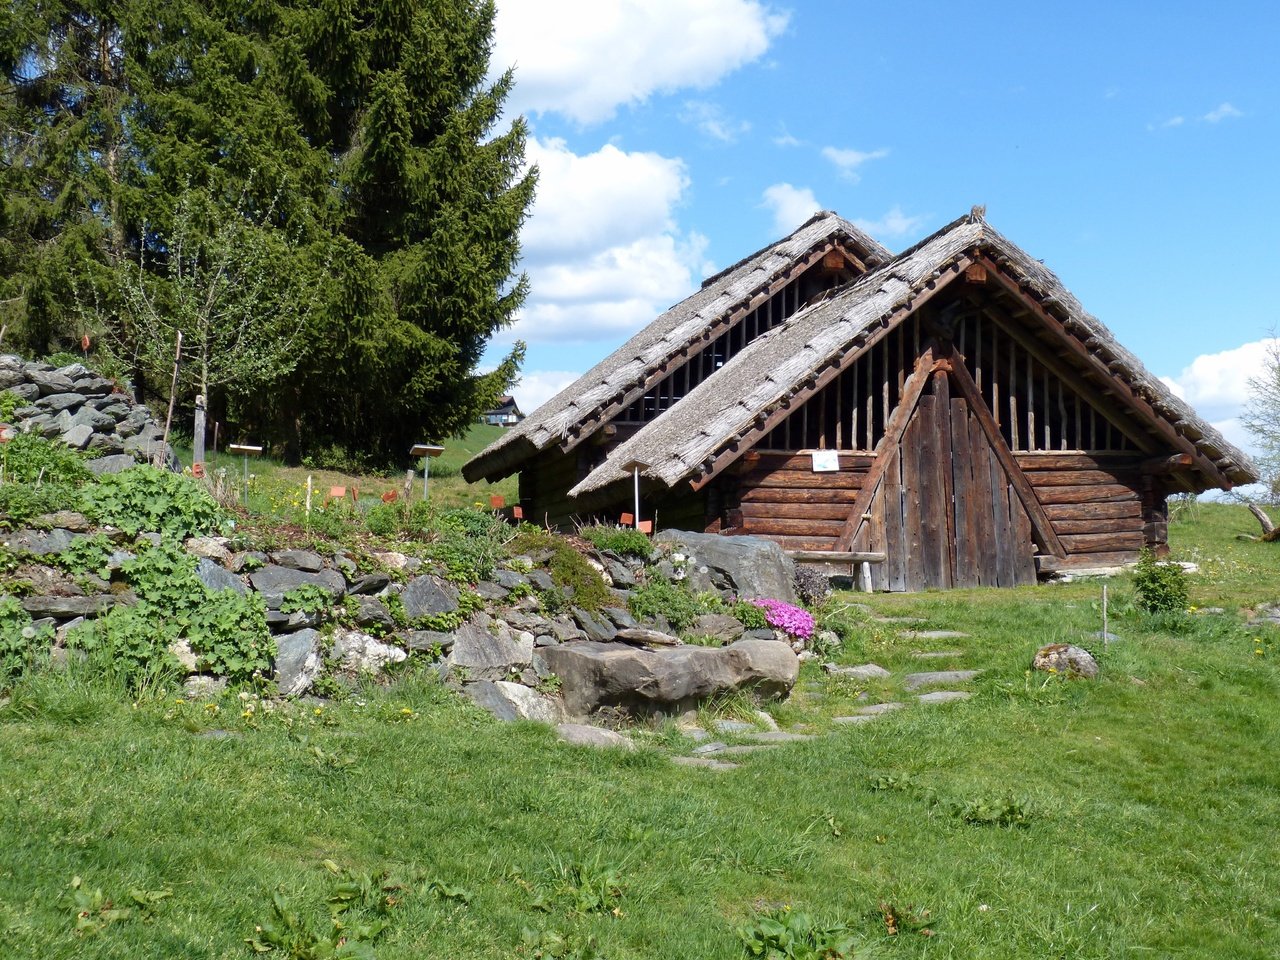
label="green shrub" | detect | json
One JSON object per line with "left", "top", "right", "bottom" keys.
{"left": 731, "top": 599, "right": 769, "bottom": 631}
{"left": 578, "top": 524, "right": 653, "bottom": 560}
{"left": 0, "top": 483, "right": 82, "bottom": 528}
{"left": 82, "top": 466, "right": 227, "bottom": 539}
{"left": 511, "top": 527, "right": 610, "bottom": 612}
{"left": 1132, "top": 549, "right": 1190, "bottom": 614}
{"left": 738, "top": 908, "right": 865, "bottom": 959}
{"left": 66, "top": 606, "right": 181, "bottom": 693}
{"left": 0, "top": 390, "right": 22, "bottom": 421}
{"left": 365, "top": 501, "right": 406, "bottom": 537}
{"left": 627, "top": 579, "right": 706, "bottom": 632}
{"left": 1, "top": 432, "right": 92, "bottom": 486}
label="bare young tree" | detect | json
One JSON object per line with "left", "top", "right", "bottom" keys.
{"left": 1241, "top": 336, "right": 1280, "bottom": 507}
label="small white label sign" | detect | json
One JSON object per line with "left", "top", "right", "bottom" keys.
{"left": 811, "top": 450, "right": 840, "bottom": 473}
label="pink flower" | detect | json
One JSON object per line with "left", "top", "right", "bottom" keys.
{"left": 749, "top": 598, "right": 815, "bottom": 640}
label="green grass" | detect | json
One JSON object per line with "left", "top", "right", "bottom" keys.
{"left": 1, "top": 506, "right": 1278, "bottom": 957}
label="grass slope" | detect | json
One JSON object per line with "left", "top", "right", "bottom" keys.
{"left": 0, "top": 505, "right": 1277, "bottom": 958}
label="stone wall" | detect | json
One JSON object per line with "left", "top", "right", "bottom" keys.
{"left": 0, "top": 355, "right": 174, "bottom": 471}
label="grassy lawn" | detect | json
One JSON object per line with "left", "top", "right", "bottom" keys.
{"left": 1, "top": 505, "right": 1277, "bottom": 957}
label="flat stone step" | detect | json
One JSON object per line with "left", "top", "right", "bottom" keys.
{"left": 823, "top": 662, "right": 891, "bottom": 680}
{"left": 916, "top": 690, "right": 972, "bottom": 704}
{"left": 692, "top": 741, "right": 728, "bottom": 755}
{"left": 853, "top": 702, "right": 905, "bottom": 716}
{"left": 718, "top": 744, "right": 781, "bottom": 756}
{"left": 911, "top": 649, "right": 965, "bottom": 660}
{"left": 903, "top": 669, "right": 982, "bottom": 691}
{"left": 832, "top": 715, "right": 879, "bottom": 725}
{"left": 673, "top": 756, "right": 738, "bottom": 771}
{"left": 898, "top": 629, "right": 970, "bottom": 640}
{"left": 745, "top": 730, "right": 816, "bottom": 744}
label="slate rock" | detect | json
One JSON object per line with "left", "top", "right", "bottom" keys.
{"left": 916, "top": 690, "right": 972, "bottom": 704}
{"left": 69, "top": 406, "right": 116, "bottom": 432}
{"left": 549, "top": 616, "right": 585, "bottom": 642}
{"left": 536, "top": 637, "right": 798, "bottom": 718}
{"left": 653, "top": 530, "right": 798, "bottom": 604}
{"left": 692, "top": 613, "right": 745, "bottom": 643}
{"left": 902, "top": 669, "right": 982, "bottom": 691}
{"left": 272, "top": 549, "right": 325, "bottom": 572}
{"left": 274, "top": 629, "right": 322, "bottom": 697}
{"left": 6, "top": 382, "right": 39, "bottom": 402}
{"left": 614, "top": 626, "right": 682, "bottom": 647}
{"left": 87, "top": 454, "right": 139, "bottom": 475}
{"left": 823, "top": 662, "right": 891, "bottom": 680}
{"left": 351, "top": 596, "right": 393, "bottom": 630}
{"left": 39, "top": 510, "right": 91, "bottom": 533}
{"left": 851, "top": 701, "right": 905, "bottom": 716}
{"left": 196, "top": 558, "right": 247, "bottom": 596}
{"left": 526, "top": 570, "right": 554, "bottom": 591}
{"left": 5, "top": 528, "right": 80, "bottom": 556}
{"left": 601, "top": 606, "right": 637, "bottom": 630}
{"left": 28, "top": 369, "right": 76, "bottom": 395}
{"left": 403, "top": 630, "right": 456, "bottom": 654}
{"left": 445, "top": 614, "right": 534, "bottom": 681}
{"left": 400, "top": 575, "right": 459, "bottom": 620}
{"left": 1031, "top": 643, "right": 1100, "bottom": 679}
{"left": 21, "top": 594, "right": 117, "bottom": 619}
{"left": 249, "top": 565, "right": 346, "bottom": 607}
{"left": 331, "top": 629, "right": 407, "bottom": 673}
{"left": 347, "top": 572, "right": 391, "bottom": 595}
{"left": 473, "top": 581, "right": 508, "bottom": 601}
{"left": 572, "top": 606, "right": 616, "bottom": 642}
{"left": 60, "top": 424, "right": 94, "bottom": 449}
{"left": 186, "top": 536, "right": 232, "bottom": 562}
{"left": 493, "top": 569, "right": 529, "bottom": 590}
{"left": 465, "top": 680, "right": 565, "bottom": 724}
{"left": 503, "top": 610, "right": 552, "bottom": 634}
{"left": 555, "top": 723, "right": 635, "bottom": 751}
{"left": 39, "top": 392, "right": 85, "bottom": 413}
{"left": 230, "top": 551, "right": 269, "bottom": 573}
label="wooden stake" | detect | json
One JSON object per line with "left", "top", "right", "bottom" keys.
{"left": 158, "top": 330, "right": 182, "bottom": 468}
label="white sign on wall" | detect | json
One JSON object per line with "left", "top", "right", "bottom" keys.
{"left": 811, "top": 450, "right": 840, "bottom": 473}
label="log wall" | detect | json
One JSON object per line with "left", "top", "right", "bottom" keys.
{"left": 1016, "top": 453, "right": 1148, "bottom": 567}
{"left": 725, "top": 452, "right": 873, "bottom": 551}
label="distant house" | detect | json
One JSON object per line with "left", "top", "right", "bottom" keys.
{"left": 483, "top": 396, "right": 524, "bottom": 427}
{"left": 464, "top": 209, "right": 1257, "bottom": 591}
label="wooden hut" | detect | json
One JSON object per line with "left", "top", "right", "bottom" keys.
{"left": 464, "top": 209, "right": 1257, "bottom": 591}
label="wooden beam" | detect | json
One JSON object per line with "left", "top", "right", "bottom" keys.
{"left": 833, "top": 345, "right": 938, "bottom": 550}
{"left": 1140, "top": 453, "right": 1194, "bottom": 474}
{"left": 976, "top": 254, "right": 1231, "bottom": 487}
{"left": 787, "top": 550, "right": 886, "bottom": 563}
{"left": 944, "top": 345, "right": 1066, "bottom": 558}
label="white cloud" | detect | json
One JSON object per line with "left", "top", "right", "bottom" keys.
{"left": 1146, "top": 115, "right": 1185, "bottom": 132}
{"left": 512, "top": 369, "right": 583, "bottom": 416}
{"left": 508, "top": 137, "right": 707, "bottom": 344}
{"left": 853, "top": 205, "right": 927, "bottom": 240}
{"left": 678, "top": 100, "right": 750, "bottom": 142}
{"left": 493, "top": 1, "right": 789, "bottom": 124}
{"left": 1204, "top": 101, "right": 1243, "bottom": 123}
{"left": 760, "top": 183, "right": 821, "bottom": 234}
{"left": 821, "top": 146, "right": 889, "bottom": 182}
{"left": 772, "top": 128, "right": 802, "bottom": 148}
{"left": 1160, "top": 338, "right": 1278, "bottom": 425}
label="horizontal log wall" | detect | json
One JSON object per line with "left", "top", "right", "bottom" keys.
{"left": 1017, "top": 453, "right": 1146, "bottom": 566}
{"left": 729, "top": 452, "right": 871, "bottom": 551}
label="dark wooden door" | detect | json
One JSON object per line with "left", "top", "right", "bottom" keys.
{"left": 871, "top": 371, "right": 1037, "bottom": 590}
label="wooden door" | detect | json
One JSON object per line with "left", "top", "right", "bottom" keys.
{"left": 861, "top": 370, "right": 1037, "bottom": 590}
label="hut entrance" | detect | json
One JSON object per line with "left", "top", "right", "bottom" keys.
{"left": 850, "top": 354, "right": 1043, "bottom": 590}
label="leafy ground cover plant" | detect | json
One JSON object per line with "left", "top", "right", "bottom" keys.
{"left": 578, "top": 524, "right": 653, "bottom": 560}
{"left": 82, "top": 466, "right": 227, "bottom": 539}
{"left": 0, "top": 432, "right": 92, "bottom": 486}
{"left": 1132, "top": 548, "right": 1190, "bottom": 614}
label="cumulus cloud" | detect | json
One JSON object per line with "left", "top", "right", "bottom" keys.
{"left": 761, "top": 183, "right": 821, "bottom": 234}
{"left": 511, "top": 369, "right": 585, "bottom": 416}
{"left": 506, "top": 137, "right": 708, "bottom": 344}
{"left": 853, "top": 205, "right": 927, "bottom": 240}
{"left": 492, "top": 1, "right": 788, "bottom": 124}
{"left": 678, "top": 100, "right": 750, "bottom": 142}
{"left": 821, "top": 146, "right": 889, "bottom": 182}
{"left": 1159, "top": 338, "right": 1278, "bottom": 424}
{"left": 1204, "top": 102, "right": 1243, "bottom": 123}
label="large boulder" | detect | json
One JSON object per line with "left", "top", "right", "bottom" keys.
{"left": 535, "top": 637, "right": 799, "bottom": 718}
{"left": 445, "top": 614, "right": 534, "bottom": 681}
{"left": 654, "top": 530, "right": 798, "bottom": 604}
{"left": 274, "top": 629, "right": 322, "bottom": 697}
{"left": 400, "top": 575, "right": 459, "bottom": 620}
{"left": 331, "top": 629, "right": 407, "bottom": 674}
{"left": 1032, "top": 643, "right": 1099, "bottom": 679}
{"left": 465, "top": 680, "right": 564, "bottom": 724}
{"left": 249, "top": 565, "right": 346, "bottom": 607}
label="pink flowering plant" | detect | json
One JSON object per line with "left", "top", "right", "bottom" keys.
{"left": 749, "top": 598, "right": 815, "bottom": 641}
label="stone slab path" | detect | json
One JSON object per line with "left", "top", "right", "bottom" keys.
{"left": 903, "top": 669, "right": 982, "bottom": 691}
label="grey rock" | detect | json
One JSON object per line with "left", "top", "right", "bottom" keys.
{"left": 473, "top": 581, "right": 508, "bottom": 601}
{"left": 348, "top": 572, "right": 391, "bottom": 595}
{"left": 743, "top": 627, "right": 777, "bottom": 641}
{"left": 29, "top": 369, "right": 76, "bottom": 395}
{"left": 196, "top": 558, "right": 247, "bottom": 596}
{"left": 903, "top": 669, "right": 982, "bottom": 691}
{"left": 745, "top": 730, "right": 815, "bottom": 743}
{"left": 832, "top": 715, "right": 880, "bottom": 725}
{"left": 493, "top": 569, "right": 529, "bottom": 590}
{"left": 573, "top": 606, "right": 617, "bottom": 642}
{"left": 230, "top": 551, "right": 269, "bottom": 573}
{"left": 39, "top": 392, "right": 85, "bottom": 413}
{"left": 898, "top": 629, "right": 970, "bottom": 639}
{"left": 6, "top": 382, "right": 39, "bottom": 402}
{"left": 534, "top": 634, "right": 557, "bottom": 647}
{"left": 601, "top": 606, "right": 637, "bottom": 629}
{"left": 332, "top": 553, "right": 357, "bottom": 576}
{"left": 615, "top": 626, "right": 682, "bottom": 647}
{"left": 1092, "top": 631, "right": 1123, "bottom": 643}
{"left": 60, "top": 424, "right": 94, "bottom": 449}
{"left": 249, "top": 565, "right": 346, "bottom": 607}
{"left": 21, "top": 594, "right": 116, "bottom": 618}
{"left": 272, "top": 549, "right": 325, "bottom": 572}
{"left": 445, "top": 614, "right": 534, "bottom": 681}
{"left": 692, "top": 741, "right": 728, "bottom": 755}
{"left": 823, "top": 662, "right": 891, "bottom": 680}
{"left": 400, "top": 575, "right": 459, "bottom": 620}
{"left": 351, "top": 596, "right": 394, "bottom": 629}
{"left": 549, "top": 616, "right": 586, "bottom": 642}
{"left": 39, "top": 510, "right": 92, "bottom": 532}
{"left": 601, "top": 557, "right": 637, "bottom": 588}
{"left": 93, "top": 400, "right": 131, "bottom": 418}
{"left": 753, "top": 709, "right": 780, "bottom": 730}
{"left": 274, "top": 629, "right": 322, "bottom": 697}
{"left": 526, "top": 570, "right": 554, "bottom": 591}
{"left": 87, "top": 454, "right": 139, "bottom": 475}
{"left": 853, "top": 702, "right": 905, "bottom": 716}
{"left": 331, "top": 629, "right": 407, "bottom": 673}
{"left": 69, "top": 406, "right": 116, "bottom": 432}
{"left": 186, "top": 536, "right": 232, "bottom": 562}
{"left": 1031, "top": 643, "right": 1100, "bottom": 679}
{"left": 653, "top": 530, "right": 798, "bottom": 604}
{"left": 917, "top": 690, "right": 972, "bottom": 704}
{"left": 911, "top": 649, "right": 965, "bottom": 659}
{"left": 403, "top": 630, "right": 455, "bottom": 654}
{"left": 672, "top": 756, "right": 737, "bottom": 771}
{"left": 504, "top": 610, "right": 551, "bottom": 633}
{"left": 692, "top": 613, "right": 745, "bottom": 643}
{"left": 555, "top": 723, "right": 635, "bottom": 751}
{"left": 465, "top": 681, "right": 564, "bottom": 724}
{"left": 536, "top": 637, "right": 798, "bottom": 718}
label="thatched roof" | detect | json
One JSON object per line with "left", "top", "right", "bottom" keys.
{"left": 566, "top": 211, "right": 1257, "bottom": 500}
{"left": 462, "top": 211, "right": 891, "bottom": 482}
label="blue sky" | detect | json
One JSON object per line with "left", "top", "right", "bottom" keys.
{"left": 486, "top": 1, "right": 1279, "bottom": 463}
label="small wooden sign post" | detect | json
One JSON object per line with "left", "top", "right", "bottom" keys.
{"left": 227, "top": 443, "right": 263, "bottom": 509}
{"left": 410, "top": 444, "right": 445, "bottom": 501}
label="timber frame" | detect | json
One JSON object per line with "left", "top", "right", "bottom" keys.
{"left": 465, "top": 208, "right": 1258, "bottom": 591}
